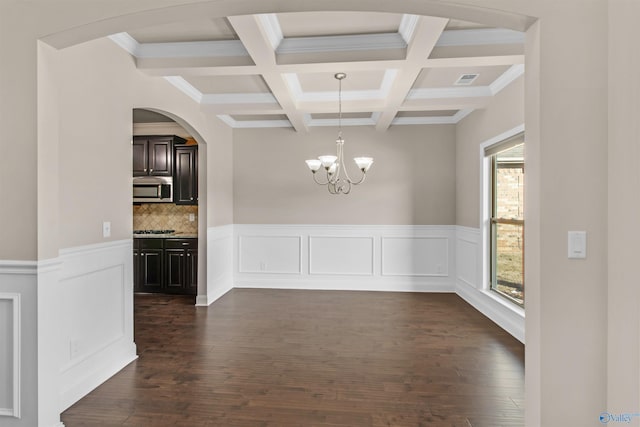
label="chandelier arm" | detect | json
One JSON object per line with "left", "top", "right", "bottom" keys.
{"left": 312, "top": 172, "right": 330, "bottom": 185}
{"left": 350, "top": 170, "right": 367, "bottom": 185}
{"left": 340, "top": 179, "right": 352, "bottom": 194}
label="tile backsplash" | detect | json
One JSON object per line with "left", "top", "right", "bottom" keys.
{"left": 133, "top": 204, "right": 198, "bottom": 233}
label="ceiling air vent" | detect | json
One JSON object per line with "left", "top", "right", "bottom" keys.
{"left": 454, "top": 73, "right": 479, "bottom": 86}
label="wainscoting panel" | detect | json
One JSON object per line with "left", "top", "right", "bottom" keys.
{"left": 382, "top": 237, "right": 449, "bottom": 276}
{"left": 57, "top": 240, "right": 137, "bottom": 411}
{"left": 456, "top": 237, "right": 478, "bottom": 287}
{"left": 234, "top": 225, "right": 456, "bottom": 293}
{"left": 309, "top": 236, "right": 373, "bottom": 276}
{"left": 0, "top": 261, "right": 37, "bottom": 426}
{"left": 0, "top": 293, "right": 20, "bottom": 418}
{"left": 239, "top": 235, "right": 301, "bottom": 274}
{"left": 201, "top": 225, "right": 234, "bottom": 306}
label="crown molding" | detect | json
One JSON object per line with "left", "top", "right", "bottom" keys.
{"left": 108, "top": 32, "right": 141, "bottom": 56}
{"left": 163, "top": 76, "right": 203, "bottom": 103}
{"left": 399, "top": 14, "right": 420, "bottom": 44}
{"left": 258, "top": 13, "right": 283, "bottom": 50}
{"left": 489, "top": 64, "right": 525, "bottom": 94}
{"left": 277, "top": 32, "right": 406, "bottom": 54}
{"left": 217, "top": 115, "right": 293, "bottom": 128}
{"left": 436, "top": 28, "right": 525, "bottom": 47}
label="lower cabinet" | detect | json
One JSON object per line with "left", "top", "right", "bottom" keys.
{"left": 134, "top": 238, "right": 197, "bottom": 295}
{"left": 165, "top": 239, "right": 198, "bottom": 294}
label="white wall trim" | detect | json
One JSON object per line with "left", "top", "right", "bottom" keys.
{"left": 0, "top": 260, "right": 37, "bottom": 275}
{"left": 59, "top": 239, "right": 130, "bottom": 257}
{"left": 0, "top": 293, "right": 21, "bottom": 418}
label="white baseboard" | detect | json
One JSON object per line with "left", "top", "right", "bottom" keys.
{"left": 456, "top": 281, "right": 524, "bottom": 343}
{"left": 59, "top": 348, "right": 137, "bottom": 411}
{"left": 234, "top": 276, "right": 454, "bottom": 293}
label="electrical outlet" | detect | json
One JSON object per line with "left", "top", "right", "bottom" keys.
{"left": 189, "top": 213, "right": 195, "bottom": 222}
{"left": 260, "top": 262, "right": 267, "bottom": 271}
{"left": 102, "top": 221, "right": 111, "bottom": 238}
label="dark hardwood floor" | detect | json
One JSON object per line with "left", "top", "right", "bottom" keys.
{"left": 61, "top": 289, "right": 524, "bottom": 426}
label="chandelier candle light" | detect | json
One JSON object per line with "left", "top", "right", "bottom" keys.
{"left": 305, "top": 73, "right": 373, "bottom": 195}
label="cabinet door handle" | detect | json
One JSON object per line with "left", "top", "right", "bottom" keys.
{"left": 190, "top": 197, "right": 194, "bottom": 201}
{"left": 182, "top": 242, "right": 189, "bottom": 245}
{"left": 187, "top": 254, "right": 190, "bottom": 257}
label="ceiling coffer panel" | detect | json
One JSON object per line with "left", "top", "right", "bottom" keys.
{"left": 111, "top": 9, "right": 524, "bottom": 130}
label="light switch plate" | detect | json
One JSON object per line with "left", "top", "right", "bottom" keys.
{"left": 568, "top": 231, "right": 587, "bottom": 259}
{"left": 103, "top": 221, "right": 111, "bottom": 238}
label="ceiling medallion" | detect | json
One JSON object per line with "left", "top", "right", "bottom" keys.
{"left": 305, "top": 73, "right": 374, "bottom": 195}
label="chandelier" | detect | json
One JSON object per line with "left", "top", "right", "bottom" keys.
{"left": 305, "top": 73, "right": 373, "bottom": 195}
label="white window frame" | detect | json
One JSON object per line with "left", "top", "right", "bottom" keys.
{"left": 479, "top": 124, "right": 526, "bottom": 312}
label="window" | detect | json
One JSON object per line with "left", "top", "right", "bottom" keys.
{"left": 485, "top": 133, "right": 524, "bottom": 307}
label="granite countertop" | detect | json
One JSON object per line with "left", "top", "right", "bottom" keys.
{"left": 133, "top": 233, "right": 198, "bottom": 239}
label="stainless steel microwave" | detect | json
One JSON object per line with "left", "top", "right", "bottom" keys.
{"left": 133, "top": 176, "right": 173, "bottom": 203}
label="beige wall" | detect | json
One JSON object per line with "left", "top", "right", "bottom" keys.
{"left": 455, "top": 75, "right": 524, "bottom": 228}
{"left": 51, "top": 37, "right": 233, "bottom": 250}
{"left": 607, "top": 0, "right": 640, "bottom": 417}
{"left": 233, "top": 125, "right": 455, "bottom": 225}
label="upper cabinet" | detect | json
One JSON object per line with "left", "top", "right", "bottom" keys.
{"left": 133, "top": 135, "right": 186, "bottom": 177}
{"left": 174, "top": 145, "right": 198, "bottom": 205}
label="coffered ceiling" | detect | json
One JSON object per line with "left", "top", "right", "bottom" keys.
{"left": 113, "top": 12, "right": 524, "bottom": 131}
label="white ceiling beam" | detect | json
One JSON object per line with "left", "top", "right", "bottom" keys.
{"left": 375, "top": 16, "right": 449, "bottom": 131}
{"left": 137, "top": 54, "right": 524, "bottom": 78}
{"left": 200, "top": 104, "right": 285, "bottom": 115}
{"left": 228, "top": 14, "right": 308, "bottom": 132}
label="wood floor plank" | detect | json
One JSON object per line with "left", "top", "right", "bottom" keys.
{"left": 61, "top": 289, "right": 524, "bottom": 426}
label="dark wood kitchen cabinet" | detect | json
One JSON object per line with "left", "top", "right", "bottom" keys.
{"left": 133, "top": 238, "right": 164, "bottom": 292}
{"left": 173, "top": 145, "right": 198, "bottom": 205}
{"left": 133, "top": 135, "right": 186, "bottom": 177}
{"left": 134, "top": 237, "right": 197, "bottom": 295}
{"left": 165, "top": 238, "right": 198, "bottom": 294}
